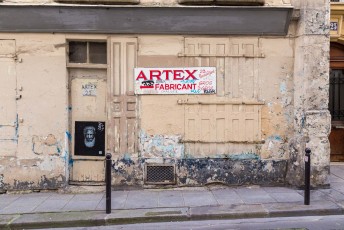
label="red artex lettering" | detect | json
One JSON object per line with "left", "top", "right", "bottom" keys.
{"left": 173, "top": 70, "right": 184, "bottom": 80}
{"left": 185, "top": 70, "right": 197, "bottom": 80}
{"left": 136, "top": 70, "right": 147, "bottom": 81}
{"left": 150, "top": 70, "right": 161, "bottom": 80}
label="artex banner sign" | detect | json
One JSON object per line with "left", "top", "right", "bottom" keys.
{"left": 134, "top": 67, "right": 216, "bottom": 95}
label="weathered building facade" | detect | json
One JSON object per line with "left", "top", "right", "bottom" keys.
{"left": 330, "top": 0, "right": 344, "bottom": 162}
{"left": 0, "top": 0, "right": 330, "bottom": 191}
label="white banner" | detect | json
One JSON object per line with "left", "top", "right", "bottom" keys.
{"left": 134, "top": 67, "right": 216, "bottom": 95}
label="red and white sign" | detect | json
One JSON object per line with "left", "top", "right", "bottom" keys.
{"left": 134, "top": 67, "right": 216, "bottom": 95}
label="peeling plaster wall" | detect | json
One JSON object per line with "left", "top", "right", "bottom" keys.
{"left": 139, "top": 131, "right": 184, "bottom": 158}
{"left": 112, "top": 156, "right": 143, "bottom": 187}
{"left": 132, "top": 34, "right": 296, "bottom": 187}
{"left": 138, "top": 35, "right": 295, "bottom": 159}
{"left": 287, "top": 0, "right": 331, "bottom": 187}
{"left": 177, "top": 158, "right": 287, "bottom": 186}
{"left": 0, "top": 34, "right": 68, "bottom": 191}
{"left": 259, "top": 37, "right": 294, "bottom": 160}
{"left": 0, "top": 0, "right": 330, "bottom": 190}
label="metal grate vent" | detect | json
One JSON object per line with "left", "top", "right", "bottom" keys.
{"left": 145, "top": 164, "right": 176, "bottom": 185}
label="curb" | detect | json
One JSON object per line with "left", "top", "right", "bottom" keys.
{"left": 1, "top": 202, "right": 344, "bottom": 229}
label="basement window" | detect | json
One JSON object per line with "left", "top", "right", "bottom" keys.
{"left": 68, "top": 41, "right": 107, "bottom": 68}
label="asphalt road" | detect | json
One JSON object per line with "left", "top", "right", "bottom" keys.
{"left": 39, "top": 215, "right": 344, "bottom": 230}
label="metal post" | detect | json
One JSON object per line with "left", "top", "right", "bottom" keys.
{"left": 106, "top": 153, "right": 112, "bottom": 214}
{"left": 304, "top": 148, "right": 311, "bottom": 205}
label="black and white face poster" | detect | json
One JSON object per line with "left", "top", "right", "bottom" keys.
{"left": 74, "top": 121, "right": 105, "bottom": 156}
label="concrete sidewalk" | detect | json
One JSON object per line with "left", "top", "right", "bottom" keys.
{"left": 1, "top": 164, "right": 344, "bottom": 229}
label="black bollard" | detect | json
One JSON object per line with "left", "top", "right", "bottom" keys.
{"left": 106, "top": 153, "right": 112, "bottom": 214}
{"left": 304, "top": 148, "right": 311, "bottom": 205}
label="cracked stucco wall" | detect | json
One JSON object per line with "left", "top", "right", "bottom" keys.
{"left": 137, "top": 33, "right": 296, "bottom": 155}
{"left": 134, "top": 33, "right": 294, "bottom": 186}
{"left": 0, "top": 34, "right": 68, "bottom": 191}
{"left": 287, "top": 0, "right": 331, "bottom": 187}
{"left": 0, "top": 0, "right": 330, "bottom": 190}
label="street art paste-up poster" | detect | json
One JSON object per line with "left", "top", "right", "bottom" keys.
{"left": 74, "top": 121, "right": 105, "bottom": 156}
{"left": 134, "top": 67, "right": 216, "bottom": 95}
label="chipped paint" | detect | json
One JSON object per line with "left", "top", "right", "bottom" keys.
{"left": 112, "top": 156, "right": 142, "bottom": 186}
{"left": 279, "top": 82, "right": 287, "bottom": 94}
{"left": 177, "top": 159, "right": 287, "bottom": 186}
{"left": 139, "top": 131, "right": 184, "bottom": 158}
{"left": 68, "top": 158, "right": 74, "bottom": 166}
{"left": 66, "top": 131, "right": 72, "bottom": 141}
{"left": 0, "top": 154, "right": 67, "bottom": 190}
{"left": 7, "top": 174, "right": 66, "bottom": 190}
{"left": 0, "top": 174, "right": 4, "bottom": 189}
{"left": 0, "top": 0, "right": 331, "bottom": 190}
{"left": 224, "top": 153, "right": 260, "bottom": 160}
{"left": 32, "top": 134, "right": 62, "bottom": 156}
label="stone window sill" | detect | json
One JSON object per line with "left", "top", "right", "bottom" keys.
{"left": 178, "top": 0, "right": 264, "bottom": 5}
{"left": 54, "top": 0, "right": 139, "bottom": 4}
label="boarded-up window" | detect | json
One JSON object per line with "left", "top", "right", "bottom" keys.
{"left": 182, "top": 38, "right": 263, "bottom": 156}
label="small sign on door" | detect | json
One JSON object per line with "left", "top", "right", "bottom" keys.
{"left": 74, "top": 121, "right": 105, "bottom": 156}
{"left": 82, "top": 82, "right": 97, "bottom": 96}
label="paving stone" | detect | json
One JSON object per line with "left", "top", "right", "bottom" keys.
{"left": 49, "top": 194, "right": 75, "bottom": 200}
{"left": 262, "top": 187, "right": 297, "bottom": 193}
{"left": 235, "top": 188, "right": 276, "bottom": 204}
{"left": 33, "top": 199, "right": 70, "bottom": 213}
{"left": 211, "top": 188, "right": 243, "bottom": 205}
{"left": 269, "top": 192, "right": 304, "bottom": 203}
{"left": 297, "top": 189, "right": 322, "bottom": 199}
{"left": 23, "top": 192, "right": 54, "bottom": 198}
{"left": 0, "top": 194, "right": 22, "bottom": 201}
{"left": 72, "top": 193, "right": 104, "bottom": 201}
{"left": 124, "top": 191, "right": 159, "bottom": 209}
{"left": 235, "top": 187, "right": 269, "bottom": 195}
{"left": 62, "top": 200, "right": 101, "bottom": 211}
{"left": 0, "top": 196, "right": 49, "bottom": 214}
{"left": 0, "top": 205, "right": 38, "bottom": 214}
{"left": 331, "top": 183, "right": 344, "bottom": 194}
{"left": 330, "top": 175, "right": 344, "bottom": 183}
{"left": 111, "top": 190, "right": 129, "bottom": 198}
{"left": 95, "top": 192, "right": 128, "bottom": 210}
{"left": 158, "top": 190, "right": 184, "bottom": 207}
{"left": 182, "top": 191, "right": 217, "bottom": 207}
{"left": 330, "top": 166, "right": 344, "bottom": 179}
{"left": 0, "top": 195, "right": 21, "bottom": 210}
{"left": 334, "top": 200, "right": 344, "bottom": 210}
{"left": 318, "top": 189, "right": 344, "bottom": 202}
{"left": 308, "top": 190, "right": 333, "bottom": 202}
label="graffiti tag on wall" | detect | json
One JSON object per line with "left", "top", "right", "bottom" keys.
{"left": 134, "top": 67, "right": 216, "bottom": 95}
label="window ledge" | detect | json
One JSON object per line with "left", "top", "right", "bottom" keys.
{"left": 178, "top": 0, "right": 264, "bottom": 5}
{"left": 55, "top": 0, "right": 139, "bottom": 4}
{"left": 67, "top": 63, "right": 107, "bottom": 69}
